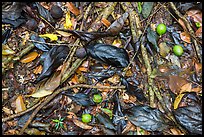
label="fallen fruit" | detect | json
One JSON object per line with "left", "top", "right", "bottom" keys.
{"left": 50, "top": 5, "right": 63, "bottom": 19}
{"left": 156, "top": 23, "right": 167, "bottom": 35}
{"left": 92, "top": 94, "right": 103, "bottom": 103}
{"left": 26, "top": 19, "right": 38, "bottom": 30}
{"left": 82, "top": 114, "right": 92, "bottom": 123}
{"left": 173, "top": 45, "right": 184, "bottom": 57}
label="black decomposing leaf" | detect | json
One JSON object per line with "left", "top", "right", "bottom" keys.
{"left": 173, "top": 93, "right": 202, "bottom": 135}
{"left": 147, "top": 27, "right": 159, "bottom": 52}
{"left": 86, "top": 44, "right": 129, "bottom": 68}
{"left": 35, "top": 46, "right": 69, "bottom": 83}
{"left": 121, "top": 77, "right": 146, "bottom": 102}
{"left": 125, "top": 105, "right": 173, "bottom": 132}
{"left": 30, "top": 34, "right": 50, "bottom": 51}
{"left": 96, "top": 113, "right": 116, "bottom": 130}
{"left": 62, "top": 92, "right": 94, "bottom": 106}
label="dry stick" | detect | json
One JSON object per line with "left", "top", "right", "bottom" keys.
{"left": 19, "top": 84, "right": 125, "bottom": 134}
{"left": 88, "top": 2, "right": 117, "bottom": 32}
{"left": 2, "top": 101, "right": 42, "bottom": 122}
{"left": 169, "top": 2, "right": 201, "bottom": 62}
{"left": 2, "top": 43, "right": 35, "bottom": 74}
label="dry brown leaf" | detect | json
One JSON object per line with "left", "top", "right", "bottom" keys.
{"left": 72, "top": 118, "right": 93, "bottom": 129}
{"left": 180, "top": 83, "right": 192, "bottom": 93}
{"left": 2, "top": 107, "right": 13, "bottom": 115}
{"left": 187, "top": 9, "right": 202, "bottom": 24}
{"left": 33, "top": 65, "right": 43, "bottom": 74}
{"left": 170, "top": 128, "right": 184, "bottom": 135}
{"left": 101, "top": 18, "right": 111, "bottom": 28}
{"left": 168, "top": 75, "right": 188, "bottom": 94}
{"left": 15, "top": 95, "right": 26, "bottom": 113}
{"left": 178, "top": 19, "right": 187, "bottom": 31}
{"left": 180, "top": 32, "right": 191, "bottom": 44}
{"left": 20, "top": 51, "right": 38, "bottom": 63}
{"left": 66, "top": 2, "right": 80, "bottom": 16}
{"left": 195, "top": 27, "right": 202, "bottom": 38}
{"left": 194, "top": 61, "right": 202, "bottom": 74}
{"left": 191, "top": 87, "right": 202, "bottom": 93}
{"left": 71, "top": 74, "right": 78, "bottom": 84}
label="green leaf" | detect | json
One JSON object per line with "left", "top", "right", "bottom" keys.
{"left": 142, "top": 2, "right": 154, "bottom": 19}
{"left": 137, "top": 2, "right": 142, "bottom": 14}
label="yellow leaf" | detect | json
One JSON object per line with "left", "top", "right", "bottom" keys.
{"left": 39, "top": 33, "right": 58, "bottom": 41}
{"left": 30, "top": 89, "right": 53, "bottom": 98}
{"left": 15, "top": 95, "right": 26, "bottom": 113}
{"left": 180, "top": 83, "right": 192, "bottom": 93}
{"left": 64, "top": 11, "right": 73, "bottom": 29}
{"left": 20, "top": 51, "right": 38, "bottom": 63}
{"left": 174, "top": 93, "right": 185, "bottom": 109}
{"left": 112, "top": 39, "right": 122, "bottom": 47}
{"left": 56, "top": 30, "right": 72, "bottom": 37}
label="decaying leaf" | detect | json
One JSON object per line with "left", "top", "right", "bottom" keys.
{"left": 2, "top": 44, "right": 15, "bottom": 55}
{"left": 173, "top": 103, "right": 202, "bottom": 134}
{"left": 35, "top": 46, "right": 69, "bottom": 83}
{"left": 20, "top": 51, "right": 38, "bottom": 63}
{"left": 142, "top": 2, "right": 154, "bottom": 19}
{"left": 86, "top": 43, "right": 129, "bottom": 68}
{"left": 66, "top": 2, "right": 80, "bottom": 16}
{"left": 180, "top": 32, "right": 191, "bottom": 43}
{"left": 106, "top": 12, "right": 129, "bottom": 35}
{"left": 31, "top": 71, "right": 61, "bottom": 98}
{"left": 15, "top": 95, "right": 26, "bottom": 113}
{"left": 73, "top": 118, "right": 93, "bottom": 129}
{"left": 159, "top": 42, "right": 170, "bottom": 57}
{"left": 24, "top": 128, "right": 46, "bottom": 135}
{"left": 168, "top": 75, "right": 188, "bottom": 94}
{"left": 187, "top": 9, "right": 202, "bottom": 24}
{"left": 30, "top": 34, "right": 50, "bottom": 52}
{"left": 147, "top": 27, "right": 159, "bottom": 52}
{"left": 195, "top": 27, "right": 202, "bottom": 38}
{"left": 126, "top": 105, "right": 173, "bottom": 132}
{"left": 101, "top": 18, "right": 111, "bottom": 28}
{"left": 39, "top": 33, "right": 58, "bottom": 41}
{"left": 96, "top": 113, "right": 116, "bottom": 130}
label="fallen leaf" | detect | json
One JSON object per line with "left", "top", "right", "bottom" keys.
{"left": 180, "top": 83, "right": 192, "bottom": 93}
{"left": 180, "top": 32, "right": 191, "bottom": 43}
{"left": 31, "top": 71, "right": 61, "bottom": 98}
{"left": 71, "top": 74, "right": 78, "bottom": 84}
{"left": 178, "top": 19, "right": 187, "bottom": 31}
{"left": 174, "top": 93, "right": 185, "bottom": 109}
{"left": 15, "top": 95, "right": 26, "bottom": 113}
{"left": 112, "top": 39, "right": 122, "bottom": 48}
{"left": 2, "top": 44, "right": 15, "bottom": 55}
{"left": 72, "top": 118, "right": 93, "bottom": 129}
{"left": 64, "top": 11, "right": 73, "bottom": 29}
{"left": 107, "top": 74, "right": 120, "bottom": 84}
{"left": 66, "top": 2, "right": 80, "bottom": 16}
{"left": 187, "top": 9, "right": 202, "bottom": 24}
{"left": 195, "top": 27, "right": 202, "bottom": 38}
{"left": 20, "top": 51, "right": 38, "bottom": 63}
{"left": 168, "top": 75, "right": 188, "bottom": 94}
{"left": 159, "top": 42, "right": 170, "bottom": 57}
{"left": 39, "top": 33, "right": 58, "bottom": 41}
{"left": 2, "top": 107, "right": 13, "bottom": 115}
{"left": 56, "top": 30, "right": 72, "bottom": 37}
{"left": 101, "top": 18, "right": 111, "bottom": 28}
{"left": 24, "top": 128, "right": 46, "bottom": 135}
{"left": 33, "top": 65, "right": 43, "bottom": 74}
{"left": 76, "top": 66, "right": 88, "bottom": 73}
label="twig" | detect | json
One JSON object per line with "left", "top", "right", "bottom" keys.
{"left": 28, "top": 39, "right": 75, "bottom": 47}
{"left": 19, "top": 84, "right": 125, "bottom": 134}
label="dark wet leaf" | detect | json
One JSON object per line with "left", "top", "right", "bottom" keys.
{"left": 2, "top": 28, "right": 12, "bottom": 44}
{"left": 35, "top": 46, "right": 69, "bottom": 83}
{"left": 62, "top": 92, "right": 94, "bottom": 106}
{"left": 18, "top": 112, "right": 33, "bottom": 128}
{"left": 121, "top": 77, "right": 147, "bottom": 102}
{"left": 142, "top": 2, "right": 154, "bottom": 19}
{"left": 86, "top": 43, "right": 129, "bottom": 68}
{"left": 173, "top": 93, "right": 202, "bottom": 135}
{"left": 147, "top": 27, "right": 159, "bottom": 52}
{"left": 125, "top": 105, "right": 173, "bottom": 132}
{"left": 167, "top": 25, "right": 182, "bottom": 45}
{"left": 106, "top": 12, "right": 129, "bottom": 35}
{"left": 176, "top": 2, "right": 202, "bottom": 13}
{"left": 2, "top": 2, "right": 26, "bottom": 28}
{"left": 96, "top": 113, "right": 116, "bottom": 130}
{"left": 86, "top": 68, "right": 117, "bottom": 81}
{"left": 35, "top": 2, "right": 55, "bottom": 24}
{"left": 30, "top": 34, "right": 50, "bottom": 52}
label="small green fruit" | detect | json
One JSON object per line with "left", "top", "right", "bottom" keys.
{"left": 93, "top": 94, "right": 103, "bottom": 103}
{"left": 173, "top": 45, "right": 184, "bottom": 56}
{"left": 81, "top": 114, "right": 92, "bottom": 123}
{"left": 156, "top": 23, "right": 167, "bottom": 35}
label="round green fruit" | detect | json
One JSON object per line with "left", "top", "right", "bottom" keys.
{"left": 93, "top": 94, "right": 103, "bottom": 103}
{"left": 156, "top": 23, "right": 167, "bottom": 35}
{"left": 173, "top": 45, "right": 184, "bottom": 56}
{"left": 81, "top": 114, "right": 92, "bottom": 123}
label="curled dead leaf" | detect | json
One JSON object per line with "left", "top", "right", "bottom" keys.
{"left": 180, "top": 32, "right": 191, "bottom": 44}
{"left": 15, "top": 95, "right": 26, "bottom": 113}
{"left": 72, "top": 118, "right": 93, "bottom": 129}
